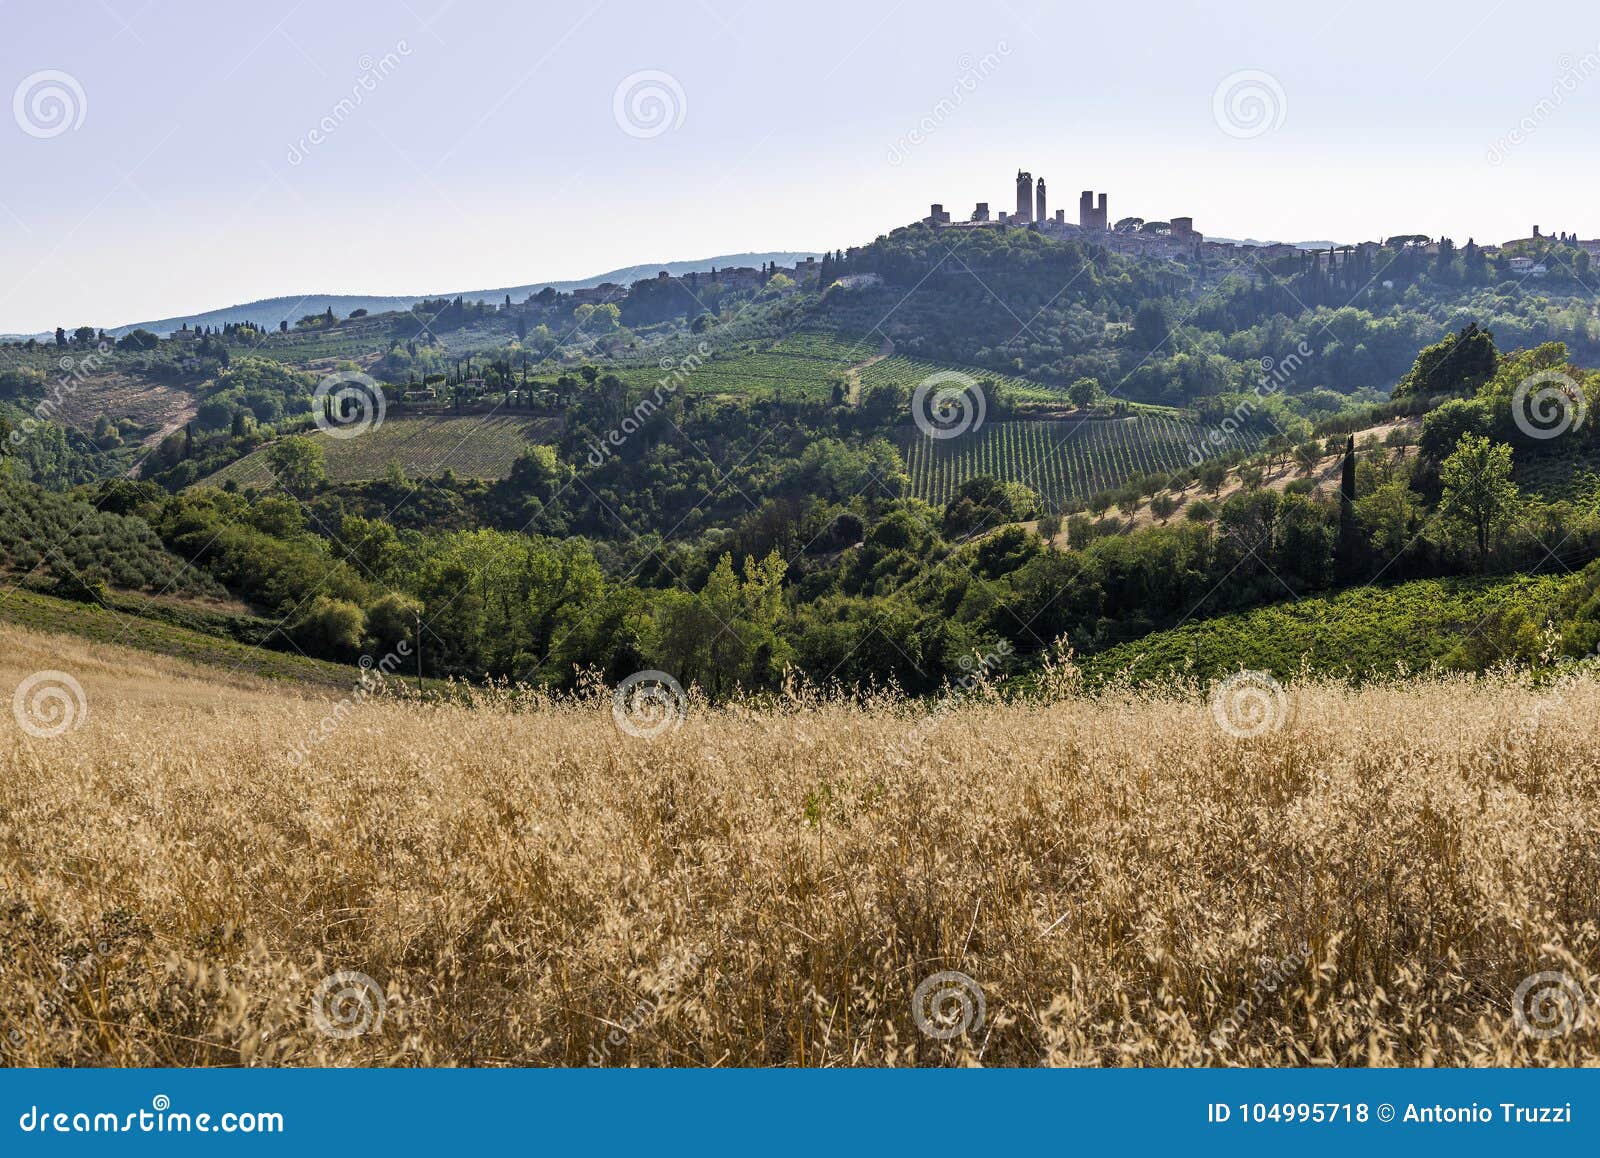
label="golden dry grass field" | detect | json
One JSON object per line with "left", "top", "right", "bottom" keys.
{"left": 1, "top": 621, "right": 1597, "bottom": 1067}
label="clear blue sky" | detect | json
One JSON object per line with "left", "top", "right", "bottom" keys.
{"left": 2, "top": 0, "right": 1597, "bottom": 332}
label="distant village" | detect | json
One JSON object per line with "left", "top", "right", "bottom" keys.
{"left": 549, "top": 165, "right": 1600, "bottom": 309}
{"left": 919, "top": 167, "right": 1600, "bottom": 277}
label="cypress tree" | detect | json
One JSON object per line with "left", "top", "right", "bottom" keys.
{"left": 1337, "top": 435, "right": 1360, "bottom": 578}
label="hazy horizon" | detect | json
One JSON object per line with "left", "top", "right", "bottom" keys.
{"left": 3, "top": 0, "right": 1598, "bottom": 333}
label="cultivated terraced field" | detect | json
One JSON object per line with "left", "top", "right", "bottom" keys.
{"left": 606, "top": 331, "right": 1082, "bottom": 404}
{"left": 201, "top": 414, "right": 561, "bottom": 487}
{"left": 608, "top": 330, "right": 869, "bottom": 399}
{"left": 52, "top": 372, "right": 196, "bottom": 446}
{"left": 247, "top": 320, "right": 402, "bottom": 364}
{"left": 903, "top": 414, "right": 1267, "bottom": 508}
{"left": 859, "top": 353, "right": 1070, "bottom": 404}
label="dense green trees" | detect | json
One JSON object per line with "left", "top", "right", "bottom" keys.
{"left": 817, "top": 227, "right": 1600, "bottom": 409}
{"left": 264, "top": 436, "right": 325, "bottom": 497}
{"left": 1440, "top": 433, "right": 1518, "bottom": 568}
{"left": 1395, "top": 322, "right": 1499, "bottom": 398}
{"left": 0, "top": 474, "right": 220, "bottom": 597}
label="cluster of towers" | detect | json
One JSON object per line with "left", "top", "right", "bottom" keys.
{"left": 1009, "top": 170, "right": 1106, "bottom": 230}
{"left": 925, "top": 169, "right": 1120, "bottom": 233}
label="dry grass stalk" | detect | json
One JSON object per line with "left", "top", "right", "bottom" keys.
{"left": 1, "top": 623, "right": 1595, "bottom": 1066}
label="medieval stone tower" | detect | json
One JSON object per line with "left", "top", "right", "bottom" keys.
{"left": 1035, "top": 176, "right": 1047, "bottom": 224}
{"left": 1015, "top": 170, "right": 1033, "bottom": 224}
{"left": 1079, "top": 189, "right": 1108, "bottom": 231}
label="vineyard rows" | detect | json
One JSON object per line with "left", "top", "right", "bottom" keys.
{"left": 603, "top": 330, "right": 873, "bottom": 399}
{"left": 201, "top": 415, "right": 561, "bottom": 488}
{"left": 607, "top": 332, "right": 1100, "bottom": 405}
{"left": 858, "top": 354, "right": 1067, "bottom": 403}
{"left": 902, "top": 415, "right": 1265, "bottom": 508}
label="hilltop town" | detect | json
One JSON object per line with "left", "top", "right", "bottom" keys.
{"left": 920, "top": 166, "right": 1600, "bottom": 277}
